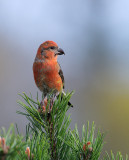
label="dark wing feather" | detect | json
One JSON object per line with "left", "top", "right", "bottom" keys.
{"left": 58, "top": 63, "right": 73, "bottom": 107}
{"left": 58, "top": 63, "right": 65, "bottom": 89}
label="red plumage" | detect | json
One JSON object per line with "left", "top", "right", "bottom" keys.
{"left": 33, "top": 41, "right": 64, "bottom": 97}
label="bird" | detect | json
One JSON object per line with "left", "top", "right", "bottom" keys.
{"left": 33, "top": 40, "right": 73, "bottom": 108}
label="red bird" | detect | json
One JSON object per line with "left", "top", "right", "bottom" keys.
{"left": 33, "top": 40, "right": 67, "bottom": 103}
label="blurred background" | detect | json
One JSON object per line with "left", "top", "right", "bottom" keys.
{"left": 0, "top": 0, "right": 129, "bottom": 157}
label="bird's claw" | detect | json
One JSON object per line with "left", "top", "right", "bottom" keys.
{"left": 38, "top": 97, "right": 54, "bottom": 114}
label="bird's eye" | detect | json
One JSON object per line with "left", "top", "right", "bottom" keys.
{"left": 50, "top": 46, "right": 55, "bottom": 50}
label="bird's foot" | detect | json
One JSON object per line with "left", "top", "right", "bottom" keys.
{"left": 38, "top": 97, "right": 48, "bottom": 114}
{"left": 38, "top": 97, "right": 55, "bottom": 114}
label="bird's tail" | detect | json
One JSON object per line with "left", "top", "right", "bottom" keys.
{"left": 67, "top": 101, "right": 73, "bottom": 107}
{"left": 61, "top": 91, "right": 73, "bottom": 107}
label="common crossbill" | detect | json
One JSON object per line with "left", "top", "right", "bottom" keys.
{"left": 33, "top": 40, "right": 65, "bottom": 97}
{"left": 33, "top": 40, "right": 73, "bottom": 107}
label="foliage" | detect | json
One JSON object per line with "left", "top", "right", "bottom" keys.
{"left": 58, "top": 122, "right": 104, "bottom": 160}
{"left": 0, "top": 124, "right": 25, "bottom": 160}
{"left": 103, "top": 151, "right": 128, "bottom": 160}
{"left": 0, "top": 92, "right": 128, "bottom": 160}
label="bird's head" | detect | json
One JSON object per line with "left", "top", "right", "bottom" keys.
{"left": 36, "top": 40, "right": 65, "bottom": 60}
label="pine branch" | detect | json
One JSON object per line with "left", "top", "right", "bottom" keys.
{"left": 0, "top": 124, "right": 26, "bottom": 160}
{"left": 24, "top": 131, "right": 50, "bottom": 160}
{"left": 16, "top": 92, "right": 129, "bottom": 160}
{"left": 17, "top": 92, "right": 73, "bottom": 160}
{"left": 103, "top": 151, "right": 128, "bottom": 160}
{"left": 58, "top": 122, "right": 104, "bottom": 160}
{"left": 0, "top": 92, "right": 127, "bottom": 159}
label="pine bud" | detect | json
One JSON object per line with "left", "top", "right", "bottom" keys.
{"left": 25, "top": 147, "right": 30, "bottom": 159}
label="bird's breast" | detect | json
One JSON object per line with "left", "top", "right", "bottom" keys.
{"left": 33, "top": 60, "right": 62, "bottom": 91}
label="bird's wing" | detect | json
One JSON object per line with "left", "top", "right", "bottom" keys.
{"left": 57, "top": 63, "right": 73, "bottom": 107}
{"left": 58, "top": 63, "right": 65, "bottom": 89}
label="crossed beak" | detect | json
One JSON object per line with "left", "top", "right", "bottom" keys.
{"left": 55, "top": 48, "right": 65, "bottom": 55}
